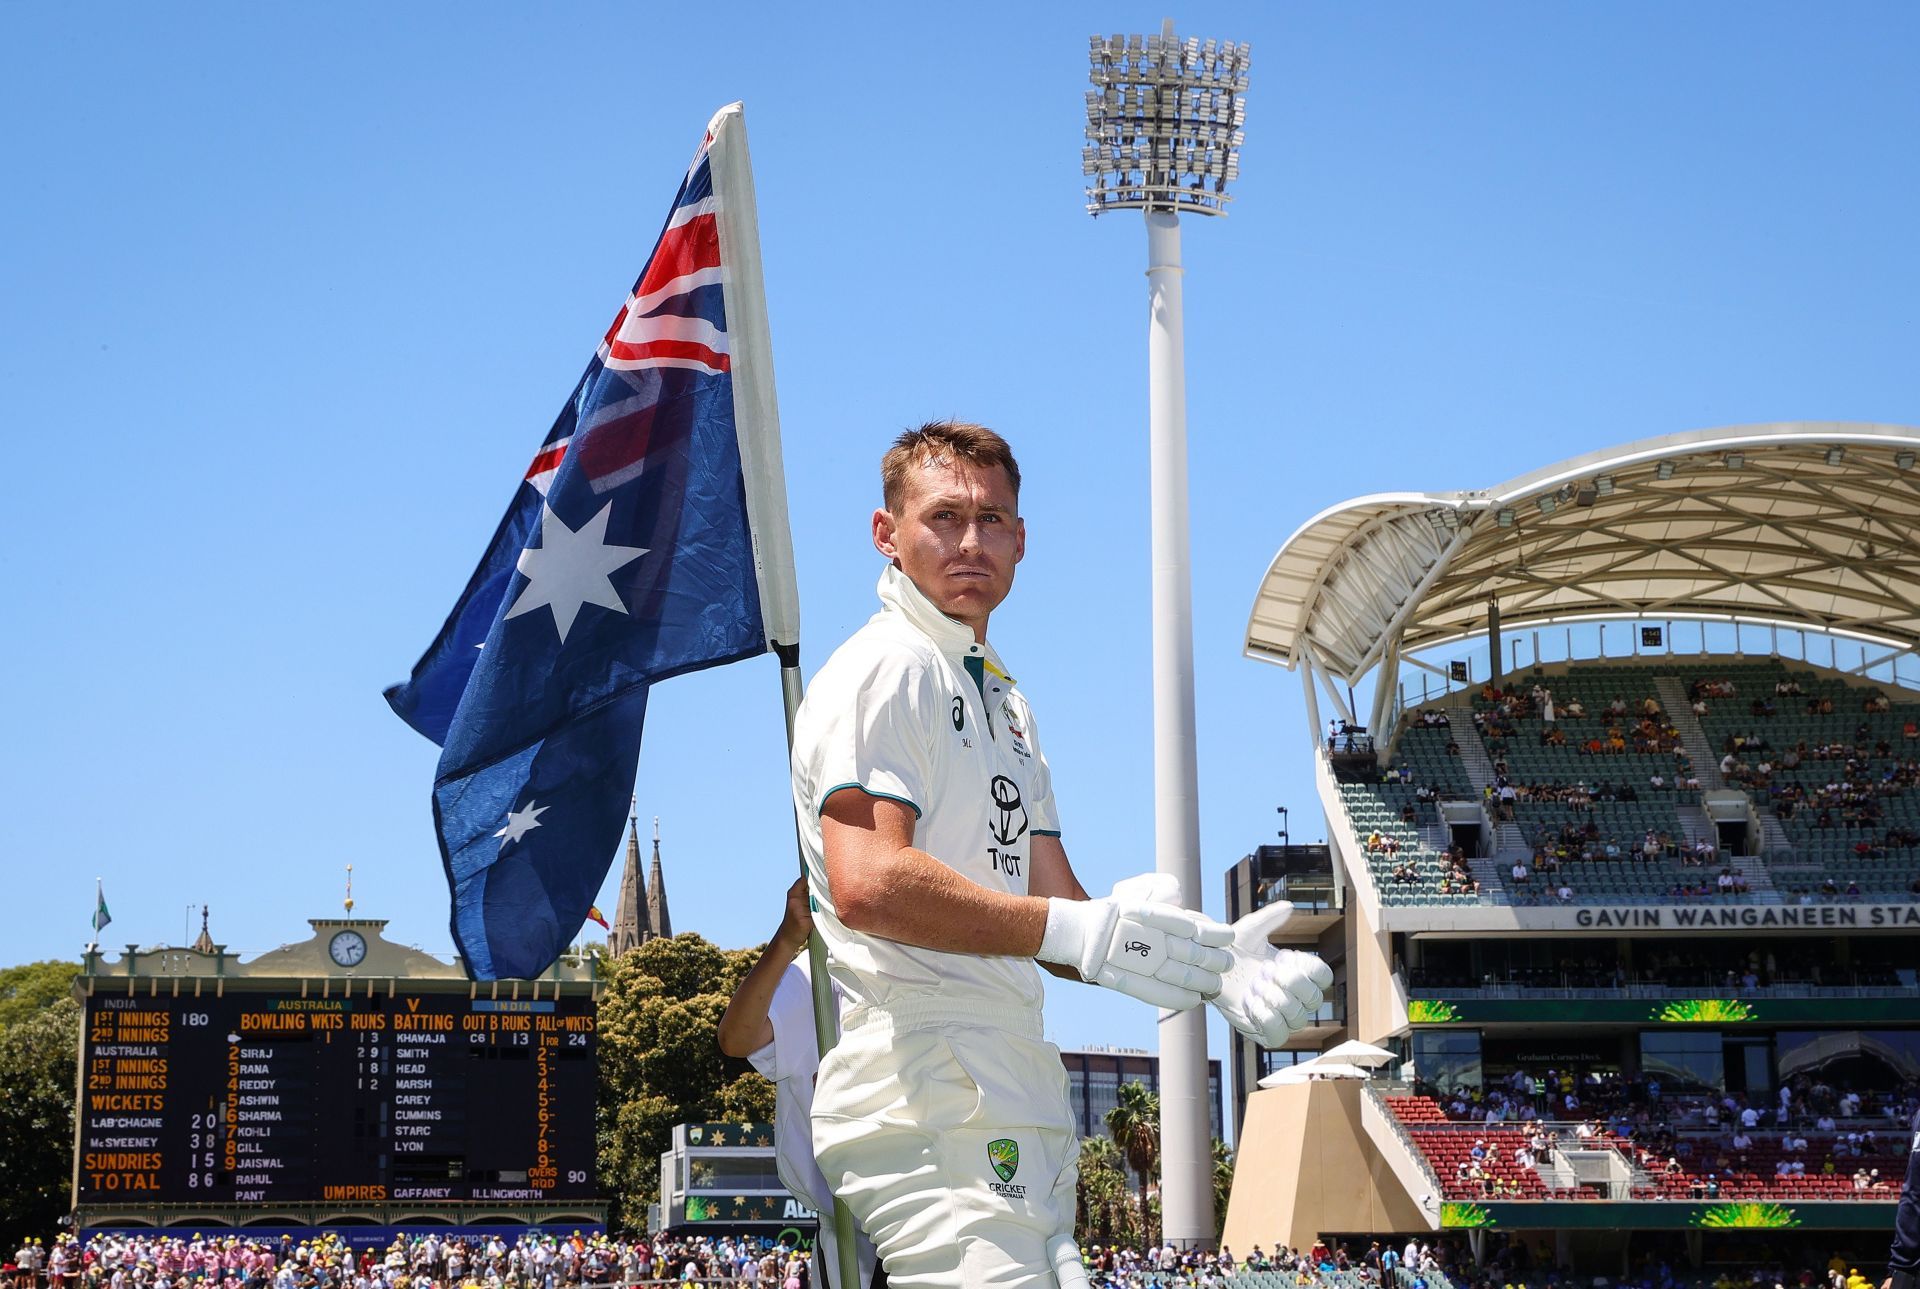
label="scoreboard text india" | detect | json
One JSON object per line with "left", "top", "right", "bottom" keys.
{"left": 78, "top": 993, "right": 597, "bottom": 1205}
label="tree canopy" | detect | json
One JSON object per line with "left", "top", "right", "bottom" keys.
{"left": 594, "top": 933, "right": 773, "bottom": 1231}
{"left": 0, "top": 992, "right": 80, "bottom": 1249}
{"left": 0, "top": 960, "right": 79, "bottom": 1033}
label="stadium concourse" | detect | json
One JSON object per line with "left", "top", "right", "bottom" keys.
{"left": 1220, "top": 425, "right": 1920, "bottom": 1278}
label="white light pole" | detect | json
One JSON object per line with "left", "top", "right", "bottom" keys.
{"left": 1084, "top": 18, "right": 1249, "bottom": 1248}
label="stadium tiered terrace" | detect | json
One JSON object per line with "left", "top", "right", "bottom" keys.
{"left": 1330, "top": 655, "right": 1920, "bottom": 917}
{"left": 1223, "top": 426, "right": 1920, "bottom": 1271}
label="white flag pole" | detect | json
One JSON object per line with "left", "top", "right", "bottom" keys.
{"left": 708, "top": 102, "right": 861, "bottom": 1289}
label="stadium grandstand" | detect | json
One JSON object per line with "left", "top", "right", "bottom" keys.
{"left": 1220, "top": 424, "right": 1920, "bottom": 1278}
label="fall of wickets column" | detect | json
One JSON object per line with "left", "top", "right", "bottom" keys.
{"left": 531, "top": 1030, "right": 557, "bottom": 1192}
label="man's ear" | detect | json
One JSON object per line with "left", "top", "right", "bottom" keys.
{"left": 1014, "top": 516, "right": 1026, "bottom": 565}
{"left": 872, "top": 507, "right": 898, "bottom": 560}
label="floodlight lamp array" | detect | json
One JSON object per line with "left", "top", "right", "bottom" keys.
{"left": 1083, "top": 26, "right": 1250, "bottom": 217}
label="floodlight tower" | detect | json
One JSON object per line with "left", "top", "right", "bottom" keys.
{"left": 1083, "top": 18, "right": 1249, "bottom": 1248}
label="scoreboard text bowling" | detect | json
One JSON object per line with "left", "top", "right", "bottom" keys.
{"left": 77, "top": 993, "right": 596, "bottom": 1204}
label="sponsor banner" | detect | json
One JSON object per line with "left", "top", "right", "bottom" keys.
{"left": 1408, "top": 997, "right": 1919, "bottom": 1025}
{"left": 1440, "top": 1200, "right": 1895, "bottom": 1231}
{"left": 674, "top": 1194, "right": 820, "bottom": 1225}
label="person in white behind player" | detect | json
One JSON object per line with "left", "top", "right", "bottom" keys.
{"left": 720, "top": 877, "right": 882, "bottom": 1289}
{"left": 788, "top": 421, "right": 1334, "bottom": 1288}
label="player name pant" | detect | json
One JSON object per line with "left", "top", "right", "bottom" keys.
{"left": 812, "top": 999, "right": 1080, "bottom": 1289}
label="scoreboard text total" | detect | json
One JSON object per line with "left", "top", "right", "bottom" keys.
{"left": 79, "top": 994, "right": 597, "bottom": 1204}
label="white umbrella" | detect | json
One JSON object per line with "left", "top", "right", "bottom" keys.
{"left": 1321, "top": 1039, "right": 1398, "bottom": 1067}
{"left": 1258, "top": 1061, "right": 1372, "bottom": 1087}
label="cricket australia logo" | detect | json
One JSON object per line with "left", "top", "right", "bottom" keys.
{"left": 987, "top": 1138, "right": 1026, "bottom": 1196}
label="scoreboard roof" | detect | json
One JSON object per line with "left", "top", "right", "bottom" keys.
{"left": 1245, "top": 422, "right": 1920, "bottom": 685}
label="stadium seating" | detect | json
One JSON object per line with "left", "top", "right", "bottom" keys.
{"left": 1334, "top": 659, "right": 1920, "bottom": 910}
{"left": 1381, "top": 1093, "right": 1904, "bottom": 1203}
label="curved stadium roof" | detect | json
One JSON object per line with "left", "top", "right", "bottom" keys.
{"left": 1246, "top": 422, "right": 1920, "bottom": 686}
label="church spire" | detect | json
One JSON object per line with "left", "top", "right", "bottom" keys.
{"left": 610, "top": 798, "right": 648, "bottom": 956}
{"left": 191, "top": 905, "right": 216, "bottom": 955}
{"left": 646, "top": 815, "right": 672, "bottom": 940}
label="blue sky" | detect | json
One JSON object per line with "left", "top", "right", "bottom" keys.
{"left": 4, "top": 3, "right": 1918, "bottom": 1069}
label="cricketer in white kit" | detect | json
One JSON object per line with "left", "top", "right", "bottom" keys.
{"left": 790, "top": 422, "right": 1333, "bottom": 1288}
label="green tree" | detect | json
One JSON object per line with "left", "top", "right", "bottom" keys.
{"left": 0, "top": 961, "right": 79, "bottom": 1033}
{"left": 1074, "top": 1135, "right": 1138, "bottom": 1250}
{"left": 0, "top": 995, "right": 80, "bottom": 1247}
{"left": 1212, "top": 1138, "right": 1234, "bottom": 1242}
{"left": 595, "top": 933, "right": 769, "bottom": 1231}
{"left": 1105, "top": 1080, "right": 1161, "bottom": 1248}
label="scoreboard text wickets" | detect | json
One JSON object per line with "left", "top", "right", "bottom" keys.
{"left": 78, "top": 993, "right": 597, "bottom": 1204}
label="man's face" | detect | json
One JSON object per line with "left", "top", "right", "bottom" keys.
{"left": 873, "top": 454, "right": 1024, "bottom": 640}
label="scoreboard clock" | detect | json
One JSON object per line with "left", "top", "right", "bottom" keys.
{"left": 77, "top": 993, "right": 596, "bottom": 1204}
{"left": 328, "top": 931, "right": 368, "bottom": 967}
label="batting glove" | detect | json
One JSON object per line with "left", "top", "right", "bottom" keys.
{"left": 1036, "top": 873, "right": 1234, "bottom": 1010}
{"left": 1208, "top": 901, "right": 1335, "bottom": 1046}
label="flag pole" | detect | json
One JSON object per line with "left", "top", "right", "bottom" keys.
{"left": 708, "top": 102, "right": 862, "bottom": 1289}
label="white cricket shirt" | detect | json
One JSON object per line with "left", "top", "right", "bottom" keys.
{"left": 791, "top": 565, "right": 1061, "bottom": 1014}
{"left": 746, "top": 962, "right": 838, "bottom": 1215}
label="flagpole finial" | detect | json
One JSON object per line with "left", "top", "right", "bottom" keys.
{"left": 653, "top": 815, "right": 661, "bottom": 845}
{"left": 344, "top": 863, "right": 355, "bottom": 914}
{"left": 631, "top": 794, "right": 638, "bottom": 825}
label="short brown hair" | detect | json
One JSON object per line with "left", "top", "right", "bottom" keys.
{"left": 880, "top": 420, "right": 1022, "bottom": 513}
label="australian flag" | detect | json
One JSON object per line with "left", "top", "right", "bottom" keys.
{"left": 387, "top": 113, "right": 780, "bottom": 980}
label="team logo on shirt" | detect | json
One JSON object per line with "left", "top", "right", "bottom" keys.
{"left": 1001, "top": 698, "right": 1031, "bottom": 758}
{"left": 987, "top": 1138, "right": 1025, "bottom": 1195}
{"left": 952, "top": 697, "right": 965, "bottom": 732}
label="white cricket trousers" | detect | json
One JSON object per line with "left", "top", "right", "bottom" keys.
{"left": 811, "top": 998, "right": 1085, "bottom": 1288}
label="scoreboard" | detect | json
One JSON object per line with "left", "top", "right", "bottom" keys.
{"left": 77, "top": 993, "right": 596, "bottom": 1205}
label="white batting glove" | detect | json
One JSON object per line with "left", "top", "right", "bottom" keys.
{"left": 1208, "top": 901, "right": 1335, "bottom": 1046}
{"left": 1036, "top": 873, "right": 1234, "bottom": 1011}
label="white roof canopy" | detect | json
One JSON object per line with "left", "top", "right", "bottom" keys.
{"left": 1245, "top": 422, "right": 1920, "bottom": 685}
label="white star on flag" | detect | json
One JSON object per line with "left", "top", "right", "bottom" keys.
{"left": 495, "top": 800, "right": 549, "bottom": 848}
{"left": 505, "top": 502, "right": 648, "bottom": 644}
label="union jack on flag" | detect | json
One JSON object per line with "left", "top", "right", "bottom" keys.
{"left": 525, "top": 143, "right": 732, "bottom": 500}
{"left": 386, "top": 106, "right": 795, "bottom": 981}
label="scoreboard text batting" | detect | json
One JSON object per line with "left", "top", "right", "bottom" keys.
{"left": 78, "top": 993, "right": 597, "bottom": 1204}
